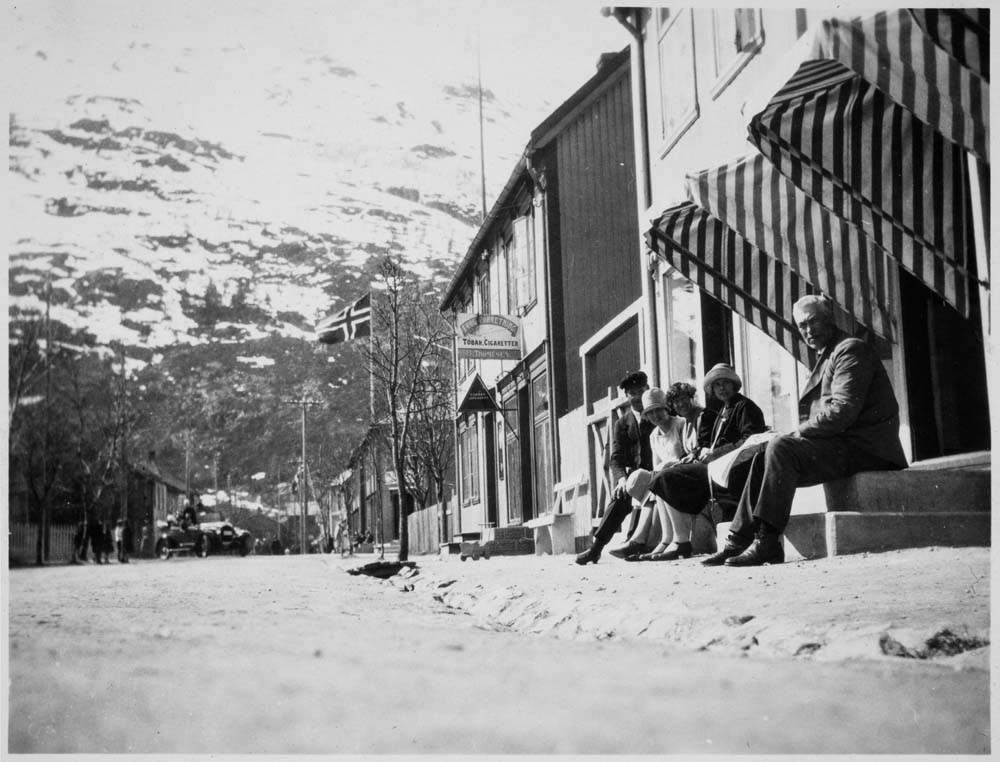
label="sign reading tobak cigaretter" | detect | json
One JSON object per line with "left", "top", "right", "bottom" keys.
{"left": 454, "top": 313, "right": 522, "bottom": 360}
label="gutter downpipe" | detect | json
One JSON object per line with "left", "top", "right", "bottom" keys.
{"left": 608, "top": 7, "right": 659, "bottom": 387}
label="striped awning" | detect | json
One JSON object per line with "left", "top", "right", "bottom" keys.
{"left": 686, "top": 152, "right": 895, "bottom": 341}
{"left": 647, "top": 201, "right": 844, "bottom": 367}
{"left": 747, "top": 8, "right": 989, "bottom": 318}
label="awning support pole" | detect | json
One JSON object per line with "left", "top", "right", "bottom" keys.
{"left": 966, "top": 152, "right": 991, "bottom": 401}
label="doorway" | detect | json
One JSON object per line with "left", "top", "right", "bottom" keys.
{"left": 899, "top": 268, "right": 990, "bottom": 460}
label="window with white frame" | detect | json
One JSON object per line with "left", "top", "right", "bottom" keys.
{"left": 734, "top": 318, "right": 800, "bottom": 435}
{"left": 709, "top": 8, "right": 764, "bottom": 98}
{"left": 656, "top": 8, "right": 698, "bottom": 154}
{"left": 663, "top": 269, "right": 701, "bottom": 386}
{"left": 496, "top": 239, "right": 509, "bottom": 314}
{"left": 459, "top": 414, "right": 480, "bottom": 504}
{"left": 503, "top": 233, "right": 516, "bottom": 313}
{"left": 477, "top": 269, "right": 491, "bottom": 313}
{"left": 503, "top": 389, "right": 522, "bottom": 523}
{"left": 531, "top": 370, "right": 553, "bottom": 515}
{"left": 507, "top": 215, "right": 535, "bottom": 313}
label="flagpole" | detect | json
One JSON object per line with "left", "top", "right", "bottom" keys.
{"left": 369, "top": 289, "right": 375, "bottom": 420}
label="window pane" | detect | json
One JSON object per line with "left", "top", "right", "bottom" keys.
{"left": 532, "top": 371, "right": 549, "bottom": 422}
{"left": 657, "top": 9, "right": 696, "bottom": 142}
{"left": 478, "top": 271, "right": 490, "bottom": 313}
{"left": 740, "top": 321, "right": 799, "bottom": 434}
{"left": 665, "top": 271, "right": 700, "bottom": 384}
{"left": 533, "top": 418, "right": 552, "bottom": 515}
{"left": 469, "top": 416, "right": 480, "bottom": 500}
{"left": 504, "top": 393, "right": 522, "bottom": 523}
{"left": 504, "top": 236, "right": 516, "bottom": 311}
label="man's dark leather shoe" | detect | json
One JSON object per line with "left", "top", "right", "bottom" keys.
{"left": 608, "top": 540, "right": 646, "bottom": 560}
{"left": 724, "top": 535, "right": 784, "bottom": 566}
{"left": 575, "top": 546, "right": 601, "bottom": 565}
{"left": 701, "top": 541, "right": 749, "bottom": 566}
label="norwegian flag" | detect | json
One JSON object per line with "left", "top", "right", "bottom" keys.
{"left": 315, "top": 292, "right": 371, "bottom": 344}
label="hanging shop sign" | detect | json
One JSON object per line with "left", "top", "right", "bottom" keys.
{"left": 457, "top": 372, "right": 500, "bottom": 413}
{"left": 454, "top": 313, "right": 521, "bottom": 360}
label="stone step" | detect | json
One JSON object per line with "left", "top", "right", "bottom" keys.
{"left": 718, "top": 509, "right": 990, "bottom": 561}
{"left": 818, "top": 467, "right": 990, "bottom": 515}
{"left": 784, "top": 511, "right": 990, "bottom": 559}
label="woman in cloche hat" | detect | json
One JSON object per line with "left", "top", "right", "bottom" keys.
{"left": 607, "top": 387, "right": 684, "bottom": 560}
{"left": 623, "top": 364, "right": 768, "bottom": 560}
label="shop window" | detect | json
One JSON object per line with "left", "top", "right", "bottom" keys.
{"left": 734, "top": 319, "right": 800, "bottom": 435}
{"left": 503, "top": 391, "right": 522, "bottom": 523}
{"left": 656, "top": 8, "right": 699, "bottom": 155}
{"left": 709, "top": 8, "right": 765, "bottom": 99}
{"left": 531, "top": 371, "right": 553, "bottom": 515}
{"left": 663, "top": 269, "right": 701, "bottom": 386}
{"left": 459, "top": 415, "right": 480, "bottom": 505}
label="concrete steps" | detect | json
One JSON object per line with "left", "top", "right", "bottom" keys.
{"left": 730, "top": 451, "right": 992, "bottom": 560}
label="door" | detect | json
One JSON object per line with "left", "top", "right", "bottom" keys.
{"left": 899, "top": 268, "right": 990, "bottom": 460}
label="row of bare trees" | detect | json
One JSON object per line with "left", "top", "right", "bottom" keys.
{"left": 9, "top": 312, "right": 135, "bottom": 564}
{"left": 362, "top": 256, "right": 456, "bottom": 561}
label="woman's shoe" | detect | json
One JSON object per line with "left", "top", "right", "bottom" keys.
{"left": 608, "top": 540, "right": 646, "bottom": 559}
{"left": 650, "top": 542, "right": 693, "bottom": 561}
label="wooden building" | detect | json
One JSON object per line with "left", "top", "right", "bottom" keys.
{"left": 441, "top": 48, "right": 641, "bottom": 549}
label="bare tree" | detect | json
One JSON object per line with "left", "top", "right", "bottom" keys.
{"left": 65, "top": 351, "right": 134, "bottom": 529}
{"left": 406, "top": 364, "right": 455, "bottom": 543}
{"left": 364, "top": 256, "right": 453, "bottom": 561}
{"left": 8, "top": 317, "right": 46, "bottom": 436}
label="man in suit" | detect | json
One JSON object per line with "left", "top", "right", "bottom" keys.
{"left": 575, "top": 370, "right": 655, "bottom": 565}
{"left": 704, "top": 295, "right": 908, "bottom": 567}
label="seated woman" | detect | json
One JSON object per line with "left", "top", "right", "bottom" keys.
{"left": 626, "top": 363, "right": 767, "bottom": 560}
{"left": 607, "top": 387, "right": 685, "bottom": 559}
{"left": 641, "top": 380, "right": 720, "bottom": 560}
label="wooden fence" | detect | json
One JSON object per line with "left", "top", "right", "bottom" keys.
{"left": 9, "top": 523, "right": 77, "bottom": 562}
{"left": 407, "top": 503, "right": 443, "bottom": 555}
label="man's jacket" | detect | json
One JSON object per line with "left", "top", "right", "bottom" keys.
{"left": 609, "top": 411, "right": 655, "bottom": 485}
{"left": 798, "top": 332, "right": 908, "bottom": 468}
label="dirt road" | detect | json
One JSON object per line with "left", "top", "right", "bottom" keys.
{"left": 6, "top": 551, "right": 989, "bottom": 754}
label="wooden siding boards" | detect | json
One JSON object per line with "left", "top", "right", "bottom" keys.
{"left": 551, "top": 72, "right": 640, "bottom": 414}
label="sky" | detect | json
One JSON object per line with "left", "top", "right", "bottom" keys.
{"left": 4, "top": 0, "right": 631, "bottom": 354}
{"left": 7, "top": 0, "right": 629, "bottom": 141}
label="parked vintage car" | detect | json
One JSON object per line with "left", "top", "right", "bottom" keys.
{"left": 195, "top": 508, "right": 253, "bottom": 556}
{"left": 154, "top": 510, "right": 252, "bottom": 559}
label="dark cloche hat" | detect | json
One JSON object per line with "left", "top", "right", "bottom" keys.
{"left": 618, "top": 370, "right": 648, "bottom": 390}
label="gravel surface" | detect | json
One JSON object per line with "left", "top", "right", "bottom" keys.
{"left": 6, "top": 547, "right": 990, "bottom": 754}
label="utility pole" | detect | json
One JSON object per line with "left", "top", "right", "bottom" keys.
{"left": 184, "top": 430, "right": 191, "bottom": 498}
{"left": 284, "top": 397, "right": 321, "bottom": 554}
{"left": 41, "top": 274, "right": 52, "bottom": 563}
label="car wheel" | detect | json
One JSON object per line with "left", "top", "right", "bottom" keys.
{"left": 156, "top": 540, "right": 170, "bottom": 560}
{"left": 196, "top": 534, "right": 210, "bottom": 558}
{"left": 239, "top": 537, "right": 251, "bottom": 557}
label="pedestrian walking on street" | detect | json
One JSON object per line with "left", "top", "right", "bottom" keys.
{"left": 73, "top": 521, "right": 87, "bottom": 563}
{"left": 123, "top": 520, "right": 134, "bottom": 559}
{"left": 101, "top": 522, "right": 114, "bottom": 564}
{"left": 139, "top": 521, "right": 152, "bottom": 557}
{"left": 87, "top": 518, "right": 103, "bottom": 563}
{"left": 114, "top": 520, "right": 129, "bottom": 563}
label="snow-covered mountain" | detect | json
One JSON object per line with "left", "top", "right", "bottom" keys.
{"left": 8, "top": 24, "right": 559, "bottom": 366}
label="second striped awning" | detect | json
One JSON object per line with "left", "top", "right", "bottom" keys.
{"left": 686, "top": 152, "right": 895, "bottom": 342}
{"left": 747, "top": 8, "right": 988, "bottom": 318}
{"left": 647, "top": 201, "right": 842, "bottom": 367}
